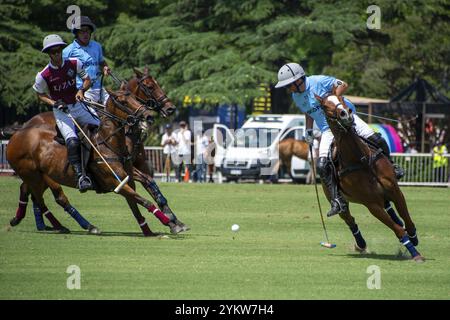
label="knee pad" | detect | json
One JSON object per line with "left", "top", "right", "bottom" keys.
{"left": 368, "top": 133, "right": 390, "bottom": 156}
{"left": 316, "top": 157, "right": 330, "bottom": 178}
{"left": 66, "top": 137, "right": 80, "bottom": 150}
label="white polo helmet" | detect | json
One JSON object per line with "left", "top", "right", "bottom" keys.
{"left": 42, "top": 34, "right": 66, "bottom": 53}
{"left": 275, "top": 63, "right": 305, "bottom": 88}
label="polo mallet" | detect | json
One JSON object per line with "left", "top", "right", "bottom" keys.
{"left": 308, "top": 143, "right": 336, "bottom": 249}
{"left": 67, "top": 112, "right": 129, "bottom": 193}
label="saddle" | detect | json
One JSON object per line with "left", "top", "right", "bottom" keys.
{"left": 329, "top": 136, "right": 385, "bottom": 183}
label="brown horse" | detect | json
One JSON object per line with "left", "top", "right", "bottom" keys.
{"left": 7, "top": 69, "right": 188, "bottom": 234}
{"left": 314, "top": 94, "right": 423, "bottom": 262}
{"left": 278, "top": 138, "right": 310, "bottom": 173}
{"left": 7, "top": 89, "right": 178, "bottom": 236}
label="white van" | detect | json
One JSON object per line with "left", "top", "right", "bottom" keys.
{"left": 213, "top": 114, "right": 310, "bottom": 182}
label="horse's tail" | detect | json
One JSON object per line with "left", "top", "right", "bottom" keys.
{"left": 0, "top": 124, "right": 23, "bottom": 139}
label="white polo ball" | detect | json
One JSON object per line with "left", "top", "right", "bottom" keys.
{"left": 231, "top": 224, "right": 240, "bottom": 232}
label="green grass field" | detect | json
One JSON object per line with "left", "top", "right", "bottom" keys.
{"left": 0, "top": 176, "right": 449, "bottom": 299}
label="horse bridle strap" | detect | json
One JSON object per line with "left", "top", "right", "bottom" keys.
{"left": 137, "top": 76, "right": 169, "bottom": 109}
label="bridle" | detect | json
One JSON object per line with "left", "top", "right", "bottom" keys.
{"left": 83, "top": 91, "right": 151, "bottom": 163}
{"left": 135, "top": 75, "right": 171, "bottom": 115}
{"left": 109, "top": 91, "right": 148, "bottom": 126}
{"left": 321, "top": 95, "right": 354, "bottom": 132}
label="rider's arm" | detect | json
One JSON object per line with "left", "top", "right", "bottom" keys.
{"left": 33, "top": 73, "right": 56, "bottom": 107}
{"left": 333, "top": 79, "right": 348, "bottom": 96}
{"left": 75, "top": 59, "right": 91, "bottom": 101}
{"left": 98, "top": 43, "right": 111, "bottom": 76}
{"left": 36, "top": 92, "right": 56, "bottom": 107}
{"left": 305, "top": 114, "right": 314, "bottom": 130}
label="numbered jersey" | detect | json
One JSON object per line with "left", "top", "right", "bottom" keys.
{"left": 33, "top": 58, "right": 88, "bottom": 105}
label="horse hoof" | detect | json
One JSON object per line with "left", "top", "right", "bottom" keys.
{"left": 408, "top": 235, "right": 419, "bottom": 247}
{"left": 9, "top": 217, "right": 21, "bottom": 227}
{"left": 176, "top": 220, "right": 190, "bottom": 232}
{"left": 169, "top": 222, "right": 184, "bottom": 235}
{"left": 57, "top": 226, "right": 71, "bottom": 234}
{"left": 413, "top": 255, "right": 425, "bottom": 263}
{"left": 354, "top": 244, "right": 368, "bottom": 254}
{"left": 88, "top": 225, "right": 101, "bottom": 235}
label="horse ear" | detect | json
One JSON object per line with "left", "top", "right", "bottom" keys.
{"left": 133, "top": 67, "right": 143, "bottom": 78}
{"left": 144, "top": 66, "right": 149, "bottom": 76}
{"left": 314, "top": 94, "right": 324, "bottom": 105}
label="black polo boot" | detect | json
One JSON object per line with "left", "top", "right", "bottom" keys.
{"left": 367, "top": 133, "right": 404, "bottom": 179}
{"left": 66, "top": 138, "right": 92, "bottom": 192}
{"left": 317, "top": 157, "right": 348, "bottom": 217}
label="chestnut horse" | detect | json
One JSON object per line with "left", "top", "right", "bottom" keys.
{"left": 7, "top": 69, "right": 188, "bottom": 235}
{"left": 314, "top": 94, "right": 423, "bottom": 262}
{"left": 7, "top": 89, "right": 178, "bottom": 236}
{"left": 278, "top": 138, "right": 310, "bottom": 172}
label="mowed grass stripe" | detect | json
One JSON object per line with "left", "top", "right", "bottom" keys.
{"left": 0, "top": 177, "right": 449, "bottom": 299}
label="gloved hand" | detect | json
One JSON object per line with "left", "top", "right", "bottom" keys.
{"left": 54, "top": 100, "right": 68, "bottom": 113}
{"left": 305, "top": 129, "right": 314, "bottom": 144}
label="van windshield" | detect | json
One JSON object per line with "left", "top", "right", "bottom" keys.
{"left": 234, "top": 128, "right": 281, "bottom": 148}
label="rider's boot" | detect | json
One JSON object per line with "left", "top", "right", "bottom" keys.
{"left": 367, "top": 133, "right": 404, "bottom": 179}
{"left": 317, "top": 157, "right": 348, "bottom": 217}
{"left": 67, "top": 138, "right": 92, "bottom": 192}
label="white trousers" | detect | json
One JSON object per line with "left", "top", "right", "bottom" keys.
{"left": 53, "top": 102, "right": 100, "bottom": 141}
{"left": 84, "top": 87, "right": 110, "bottom": 104}
{"left": 319, "top": 114, "right": 374, "bottom": 157}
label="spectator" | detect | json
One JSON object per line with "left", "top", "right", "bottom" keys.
{"left": 205, "top": 136, "right": 216, "bottom": 183}
{"left": 432, "top": 140, "right": 448, "bottom": 183}
{"left": 175, "top": 121, "right": 192, "bottom": 182}
{"left": 161, "top": 123, "right": 177, "bottom": 182}
{"left": 194, "top": 131, "right": 209, "bottom": 182}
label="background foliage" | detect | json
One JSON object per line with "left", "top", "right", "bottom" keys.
{"left": 0, "top": 0, "right": 449, "bottom": 115}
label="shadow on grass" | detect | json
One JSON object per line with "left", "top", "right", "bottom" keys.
{"left": 341, "top": 251, "right": 434, "bottom": 262}
{"left": 11, "top": 228, "right": 192, "bottom": 240}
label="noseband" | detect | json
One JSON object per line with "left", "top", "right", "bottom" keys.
{"left": 109, "top": 92, "right": 148, "bottom": 125}
{"left": 136, "top": 76, "right": 170, "bottom": 112}
{"left": 323, "top": 99, "right": 354, "bottom": 132}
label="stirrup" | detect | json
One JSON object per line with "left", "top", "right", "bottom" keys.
{"left": 327, "top": 200, "right": 346, "bottom": 217}
{"left": 78, "top": 175, "right": 92, "bottom": 192}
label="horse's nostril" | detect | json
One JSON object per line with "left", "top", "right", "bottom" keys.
{"left": 340, "top": 110, "right": 347, "bottom": 118}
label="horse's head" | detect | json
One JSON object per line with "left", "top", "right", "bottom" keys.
{"left": 105, "top": 88, "right": 155, "bottom": 131}
{"left": 128, "top": 67, "right": 177, "bottom": 118}
{"left": 315, "top": 94, "right": 354, "bottom": 129}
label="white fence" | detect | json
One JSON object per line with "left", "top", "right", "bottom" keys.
{"left": 391, "top": 153, "right": 450, "bottom": 187}
{"left": 1, "top": 140, "right": 449, "bottom": 187}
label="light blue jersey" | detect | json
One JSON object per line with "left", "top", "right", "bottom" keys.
{"left": 63, "top": 40, "right": 105, "bottom": 90}
{"left": 292, "top": 75, "right": 356, "bottom": 132}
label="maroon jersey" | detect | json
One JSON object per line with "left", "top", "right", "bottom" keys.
{"left": 33, "top": 58, "right": 87, "bottom": 105}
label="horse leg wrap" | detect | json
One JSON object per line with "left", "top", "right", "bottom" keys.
{"left": 15, "top": 200, "right": 28, "bottom": 221}
{"left": 136, "top": 216, "right": 152, "bottom": 236}
{"left": 400, "top": 235, "right": 420, "bottom": 258}
{"left": 64, "top": 204, "right": 90, "bottom": 230}
{"left": 350, "top": 224, "right": 367, "bottom": 249}
{"left": 147, "top": 180, "right": 168, "bottom": 207}
{"left": 407, "top": 227, "right": 418, "bottom": 246}
{"left": 384, "top": 201, "right": 404, "bottom": 227}
{"left": 148, "top": 204, "right": 170, "bottom": 225}
{"left": 41, "top": 206, "right": 63, "bottom": 230}
{"left": 32, "top": 203, "right": 46, "bottom": 230}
